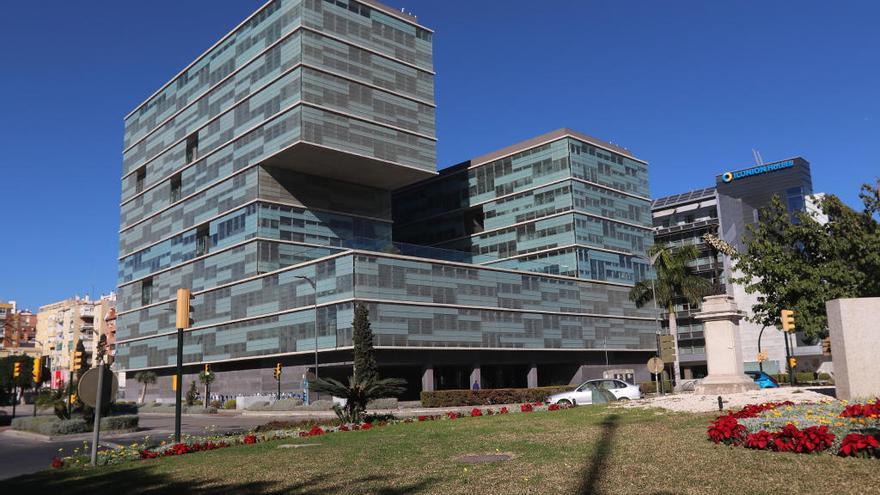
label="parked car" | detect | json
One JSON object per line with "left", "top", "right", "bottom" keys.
{"left": 546, "top": 379, "right": 642, "bottom": 406}
{"left": 745, "top": 370, "right": 779, "bottom": 389}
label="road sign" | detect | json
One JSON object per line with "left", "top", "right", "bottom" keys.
{"left": 647, "top": 357, "right": 665, "bottom": 375}
{"left": 77, "top": 367, "right": 118, "bottom": 408}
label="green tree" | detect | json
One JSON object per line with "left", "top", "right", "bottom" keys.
{"left": 732, "top": 181, "right": 880, "bottom": 341}
{"left": 352, "top": 303, "right": 378, "bottom": 383}
{"left": 134, "top": 371, "right": 157, "bottom": 404}
{"left": 198, "top": 369, "right": 216, "bottom": 404}
{"left": 186, "top": 381, "right": 199, "bottom": 406}
{"left": 629, "top": 243, "right": 713, "bottom": 386}
{"left": 311, "top": 303, "right": 405, "bottom": 423}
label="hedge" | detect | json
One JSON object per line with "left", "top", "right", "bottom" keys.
{"left": 420, "top": 386, "right": 575, "bottom": 407}
{"left": 12, "top": 414, "right": 138, "bottom": 435}
{"left": 638, "top": 381, "right": 673, "bottom": 395}
{"left": 366, "top": 398, "right": 398, "bottom": 409}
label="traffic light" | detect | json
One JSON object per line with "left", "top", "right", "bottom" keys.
{"left": 204, "top": 364, "right": 210, "bottom": 374}
{"left": 70, "top": 393, "right": 77, "bottom": 404}
{"left": 780, "top": 309, "right": 796, "bottom": 332}
{"left": 32, "top": 359, "right": 41, "bottom": 383}
{"left": 13, "top": 362, "right": 22, "bottom": 378}
{"left": 73, "top": 350, "right": 84, "bottom": 371}
{"left": 789, "top": 357, "right": 797, "bottom": 369}
{"left": 274, "top": 363, "right": 282, "bottom": 381}
{"left": 172, "top": 375, "right": 178, "bottom": 391}
{"left": 821, "top": 337, "right": 832, "bottom": 356}
{"left": 756, "top": 351, "right": 768, "bottom": 363}
{"left": 176, "top": 288, "right": 193, "bottom": 329}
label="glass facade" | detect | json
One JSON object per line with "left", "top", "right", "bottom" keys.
{"left": 116, "top": 0, "right": 659, "bottom": 386}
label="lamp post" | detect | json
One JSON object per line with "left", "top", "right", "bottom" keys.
{"left": 295, "top": 276, "right": 319, "bottom": 380}
{"left": 636, "top": 252, "right": 665, "bottom": 393}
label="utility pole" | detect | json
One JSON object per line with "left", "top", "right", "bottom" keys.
{"left": 174, "top": 289, "right": 192, "bottom": 444}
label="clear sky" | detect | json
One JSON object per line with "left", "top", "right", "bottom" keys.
{"left": 0, "top": 0, "right": 877, "bottom": 311}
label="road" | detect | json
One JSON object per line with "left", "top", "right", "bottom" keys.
{"left": 0, "top": 411, "right": 290, "bottom": 481}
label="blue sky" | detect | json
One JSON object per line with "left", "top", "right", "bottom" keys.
{"left": 0, "top": 0, "right": 877, "bottom": 311}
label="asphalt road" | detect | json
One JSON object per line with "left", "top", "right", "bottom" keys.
{"left": 0, "top": 412, "right": 290, "bottom": 481}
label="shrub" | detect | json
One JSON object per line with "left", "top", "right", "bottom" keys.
{"left": 245, "top": 401, "right": 271, "bottom": 411}
{"left": 183, "top": 406, "right": 217, "bottom": 414}
{"left": 420, "top": 385, "right": 575, "bottom": 407}
{"left": 54, "top": 418, "right": 91, "bottom": 435}
{"left": 100, "top": 415, "right": 139, "bottom": 431}
{"left": 270, "top": 398, "right": 304, "bottom": 411}
{"left": 366, "top": 398, "right": 398, "bottom": 409}
{"left": 637, "top": 381, "right": 673, "bottom": 395}
{"left": 223, "top": 399, "right": 237, "bottom": 410}
{"left": 110, "top": 402, "right": 139, "bottom": 415}
{"left": 209, "top": 400, "right": 222, "bottom": 409}
{"left": 12, "top": 416, "right": 90, "bottom": 435}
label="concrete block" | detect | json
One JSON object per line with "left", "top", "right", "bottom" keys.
{"left": 826, "top": 297, "right": 880, "bottom": 401}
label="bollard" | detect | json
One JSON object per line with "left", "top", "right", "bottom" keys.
{"left": 717, "top": 396, "right": 724, "bottom": 412}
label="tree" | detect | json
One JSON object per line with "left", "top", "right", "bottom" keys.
{"left": 134, "top": 371, "right": 157, "bottom": 404}
{"left": 186, "top": 381, "right": 200, "bottom": 406}
{"left": 198, "top": 369, "right": 216, "bottom": 404}
{"left": 352, "top": 303, "right": 378, "bottom": 383}
{"left": 629, "top": 243, "right": 713, "bottom": 386}
{"left": 311, "top": 303, "right": 405, "bottom": 423}
{"left": 732, "top": 181, "right": 880, "bottom": 341}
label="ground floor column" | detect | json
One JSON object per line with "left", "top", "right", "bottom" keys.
{"left": 421, "top": 365, "right": 434, "bottom": 392}
{"left": 527, "top": 364, "right": 538, "bottom": 388}
{"left": 469, "top": 365, "right": 481, "bottom": 389}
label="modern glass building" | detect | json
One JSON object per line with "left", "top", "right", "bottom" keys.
{"left": 116, "top": 0, "right": 660, "bottom": 400}
{"left": 651, "top": 157, "right": 824, "bottom": 379}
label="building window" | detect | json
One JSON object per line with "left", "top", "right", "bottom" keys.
{"left": 170, "top": 173, "right": 182, "bottom": 202}
{"left": 141, "top": 277, "right": 153, "bottom": 306}
{"left": 195, "top": 223, "right": 210, "bottom": 257}
{"left": 186, "top": 133, "right": 199, "bottom": 164}
{"left": 135, "top": 166, "right": 146, "bottom": 194}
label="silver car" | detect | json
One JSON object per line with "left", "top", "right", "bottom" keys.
{"left": 546, "top": 379, "right": 642, "bottom": 405}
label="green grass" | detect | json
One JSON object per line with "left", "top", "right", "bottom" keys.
{"left": 7, "top": 406, "right": 878, "bottom": 494}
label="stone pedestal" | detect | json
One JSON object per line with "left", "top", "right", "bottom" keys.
{"left": 694, "top": 295, "right": 759, "bottom": 394}
{"left": 826, "top": 297, "right": 880, "bottom": 401}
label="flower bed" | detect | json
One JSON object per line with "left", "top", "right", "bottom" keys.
{"left": 52, "top": 402, "right": 572, "bottom": 469}
{"left": 707, "top": 399, "right": 880, "bottom": 458}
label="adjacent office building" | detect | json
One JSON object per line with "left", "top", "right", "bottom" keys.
{"left": 652, "top": 157, "right": 825, "bottom": 378}
{"left": 115, "top": 0, "right": 659, "bottom": 400}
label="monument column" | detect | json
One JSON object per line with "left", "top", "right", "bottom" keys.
{"left": 694, "top": 295, "right": 758, "bottom": 394}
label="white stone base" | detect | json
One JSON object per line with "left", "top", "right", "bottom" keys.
{"left": 694, "top": 374, "right": 759, "bottom": 395}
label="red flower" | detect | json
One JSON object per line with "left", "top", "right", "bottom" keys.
{"left": 361, "top": 422, "right": 373, "bottom": 430}
{"left": 339, "top": 425, "right": 350, "bottom": 432}
{"left": 243, "top": 434, "right": 257, "bottom": 444}
{"left": 51, "top": 457, "right": 64, "bottom": 469}
{"left": 839, "top": 433, "right": 880, "bottom": 457}
{"left": 499, "top": 407, "right": 509, "bottom": 414}
{"left": 446, "top": 411, "right": 460, "bottom": 420}
{"left": 308, "top": 425, "right": 325, "bottom": 436}
{"left": 840, "top": 401, "right": 880, "bottom": 418}
{"left": 548, "top": 404, "right": 560, "bottom": 411}
{"left": 745, "top": 430, "right": 775, "bottom": 450}
{"left": 470, "top": 408, "right": 483, "bottom": 417}
{"left": 533, "top": 401, "right": 543, "bottom": 406}
{"left": 707, "top": 414, "right": 745, "bottom": 445}
{"left": 731, "top": 401, "right": 794, "bottom": 419}
{"left": 418, "top": 415, "right": 428, "bottom": 422}
{"left": 521, "top": 403, "right": 533, "bottom": 413}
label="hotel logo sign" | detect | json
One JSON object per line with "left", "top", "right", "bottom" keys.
{"left": 721, "top": 160, "right": 794, "bottom": 183}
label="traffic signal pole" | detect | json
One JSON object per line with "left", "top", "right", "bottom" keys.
{"left": 174, "top": 288, "right": 191, "bottom": 444}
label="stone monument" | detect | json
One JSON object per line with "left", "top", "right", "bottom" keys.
{"left": 826, "top": 297, "right": 880, "bottom": 401}
{"left": 694, "top": 294, "right": 759, "bottom": 394}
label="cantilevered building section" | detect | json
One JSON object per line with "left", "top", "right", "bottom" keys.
{"left": 116, "top": 1, "right": 660, "bottom": 400}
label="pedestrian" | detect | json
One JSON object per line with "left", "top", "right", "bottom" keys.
{"left": 472, "top": 380, "right": 480, "bottom": 391}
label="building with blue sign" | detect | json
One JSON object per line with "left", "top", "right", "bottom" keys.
{"left": 651, "top": 157, "right": 825, "bottom": 379}
{"left": 115, "top": 0, "right": 659, "bottom": 400}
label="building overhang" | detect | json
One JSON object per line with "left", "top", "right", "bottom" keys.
{"left": 259, "top": 141, "right": 437, "bottom": 190}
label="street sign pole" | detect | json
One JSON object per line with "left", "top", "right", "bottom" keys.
{"left": 174, "top": 326, "right": 183, "bottom": 444}
{"left": 90, "top": 361, "right": 105, "bottom": 466}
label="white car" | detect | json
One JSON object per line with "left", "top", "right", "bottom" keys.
{"left": 546, "top": 379, "right": 642, "bottom": 405}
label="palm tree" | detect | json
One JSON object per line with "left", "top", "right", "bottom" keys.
{"left": 629, "top": 243, "right": 713, "bottom": 387}
{"left": 310, "top": 375, "right": 406, "bottom": 423}
{"left": 134, "top": 371, "right": 157, "bottom": 404}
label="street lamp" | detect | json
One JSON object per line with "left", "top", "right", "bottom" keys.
{"left": 636, "top": 251, "right": 665, "bottom": 393}
{"left": 295, "top": 275, "right": 319, "bottom": 379}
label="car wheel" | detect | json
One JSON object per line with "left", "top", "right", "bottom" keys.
{"left": 617, "top": 397, "right": 630, "bottom": 402}
{"left": 558, "top": 399, "right": 572, "bottom": 406}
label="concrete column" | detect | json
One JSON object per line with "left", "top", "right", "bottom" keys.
{"left": 421, "top": 366, "right": 434, "bottom": 392}
{"left": 826, "top": 297, "right": 880, "bottom": 400}
{"left": 527, "top": 364, "right": 538, "bottom": 388}
{"left": 694, "top": 295, "right": 758, "bottom": 394}
{"left": 469, "top": 365, "right": 481, "bottom": 389}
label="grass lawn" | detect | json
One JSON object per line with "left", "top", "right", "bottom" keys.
{"left": 7, "top": 405, "right": 878, "bottom": 494}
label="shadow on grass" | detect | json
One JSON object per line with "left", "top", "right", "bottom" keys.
{"left": 4, "top": 465, "right": 438, "bottom": 495}
{"left": 576, "top": 413, "right": 620, "bottom": 495}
